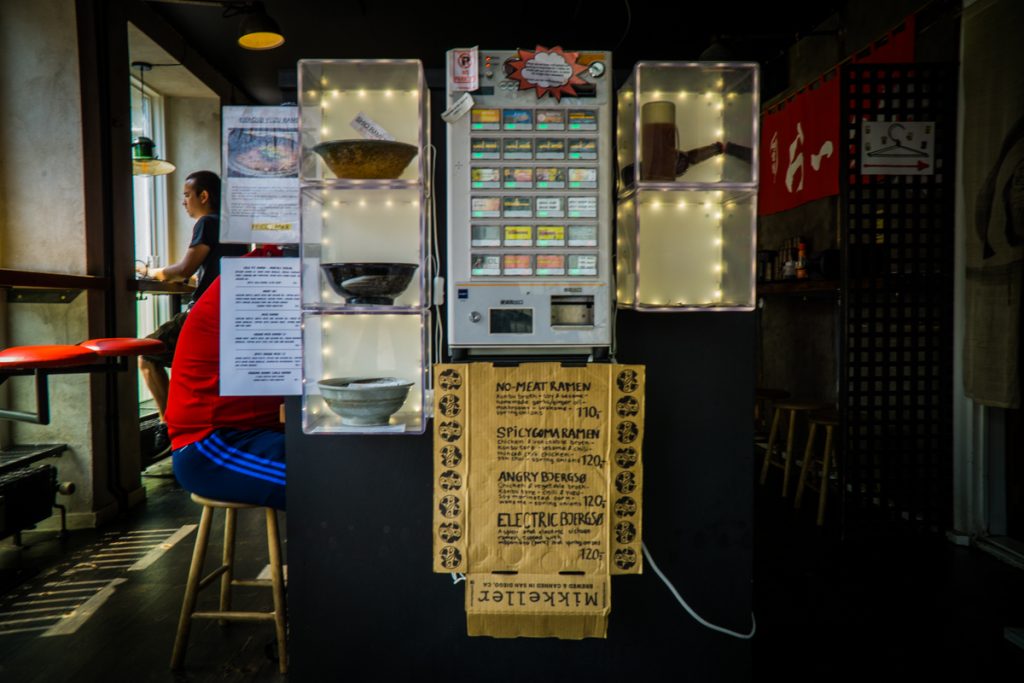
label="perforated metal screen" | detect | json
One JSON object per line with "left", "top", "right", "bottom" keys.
{"left": 840, "top": 64, "right": 957, "bottom": 534}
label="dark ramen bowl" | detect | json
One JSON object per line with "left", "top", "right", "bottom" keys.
{"left": 311, "top": 139, "right": 418, "bottom": 179}
{"left": 320, "top": 262, "right": 418, "bottom": 305}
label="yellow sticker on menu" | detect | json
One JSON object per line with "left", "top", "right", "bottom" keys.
{"left": 504, "top": 226, "right": 532, "bottom": 243}
{"left": 472, "top": 109, "right": 501, "bottom": 124}
{"left": 537, "top": 225, "right": 565, "bottom": 245}
{"left": 471, "top": 139, "right": 501, "bottom": 158}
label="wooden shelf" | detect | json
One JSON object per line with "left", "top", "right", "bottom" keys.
{"left": 0, "top": 269, "right": 108, "bottom": 291}
{"left": 757, "top": 279, "right": 840, "bottom": 296}
{"left": 128, "top": 278, "right": 195, "bottom": 295}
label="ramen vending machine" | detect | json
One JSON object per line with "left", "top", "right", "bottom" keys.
{"left": 445, "top": 47, "right": 613, "bottom": 358}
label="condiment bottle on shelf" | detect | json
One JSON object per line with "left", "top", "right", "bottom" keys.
{"left": 796, "top": 242, "right": 808, "bottom": 280}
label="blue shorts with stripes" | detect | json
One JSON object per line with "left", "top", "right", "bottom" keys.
{"left": 173, "top": 428, "right": 286, "bottom": 510}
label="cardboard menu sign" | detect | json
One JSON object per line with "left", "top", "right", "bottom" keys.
{"left": 433, "top": 362, "right": 645, "bottom": 639}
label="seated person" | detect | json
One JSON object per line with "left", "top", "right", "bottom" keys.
{"left": 137, "top": 170, "right": 248, "bottom": 454}
{"left": 165, "top": 248, "right": 285, "bottom": 509}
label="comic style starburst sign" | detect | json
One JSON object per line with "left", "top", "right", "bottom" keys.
{"left": 507, "top": 46, "right": 588, "bottom": 101}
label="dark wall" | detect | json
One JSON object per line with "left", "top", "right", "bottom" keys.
{"left": 286, "top": 309, "right": 754, "bottom": 680}
{"left": 286, "top": 50, "right": 754, "bottom": 682}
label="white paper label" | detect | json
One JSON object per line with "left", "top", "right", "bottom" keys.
{"left": 442, "top": 92, "right": 475, "bottom": 124}
{"left": 860, "top": 121, "right": 935, "bottom": 175}
{"left": 220, "top": 258, "right": 302, "bottom": 396}
{"left": 450, "top": 47, "right": 480, "bottom": 92}
{"left": 350, "top": 112, "right": 395, "bottom": 141}
{"left": 221, "top": 105, "right": 300, "bottom": 244}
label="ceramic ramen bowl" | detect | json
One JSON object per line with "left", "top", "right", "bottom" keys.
{"left": 320, "top": 262, "right": 418, "bottom": 305}
{"left": 317, "top": 377, "right": 414, "bottom": 426}
{"left": 311, "top": 139, "right": 418, "bottom": 179}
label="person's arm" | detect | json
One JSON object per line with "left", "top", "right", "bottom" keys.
{"left": 145, "top": 244, "right": 211, "bottom": 282}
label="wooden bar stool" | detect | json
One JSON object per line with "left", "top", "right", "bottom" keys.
{"left": 755, "top": 387, "right": 790, "bottom": 438}
{"left": 171, "top": 494, "right": 287, "bottom": 673}
{"left": 759, "top": 399, "right": 830, "bottom": 497}
{"left": 794, "top": 409, "right": 840, "bottom": 526}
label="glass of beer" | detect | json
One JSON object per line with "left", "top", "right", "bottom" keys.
{"left": 640, "top": 101, "right": 677, "bottom": 181}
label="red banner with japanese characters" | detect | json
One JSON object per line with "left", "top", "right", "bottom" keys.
{"left": 758, "top": 76, "right": 840, "bottom": 216}
{"left": 758, "top": 14, "right": 915, "bottom": 215}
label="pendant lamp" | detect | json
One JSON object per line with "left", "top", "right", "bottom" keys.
{"left": 131, "top": 61, "right": 176, "bottom": 177}
{"left": 237, "top": 2, "right": 285, "bottom": 50}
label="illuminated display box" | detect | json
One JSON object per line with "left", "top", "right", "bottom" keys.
{"left": 301, "top": 312, "right": 429, "bottom": 435}
{"left": 616, "top": 62, "right": 758, "bottom": 311}
{"left": 298, "top": 59, "right": 432, "bottom": 433}
{"left": 616, "top": 190, "right": 756, "bottom": 309}
{"left": 298, "top": 60, "right": 428, "bottom": 183}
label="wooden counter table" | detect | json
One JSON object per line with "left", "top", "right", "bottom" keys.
{"left": 128, "top": 277, "right": 195, "bottom": 313}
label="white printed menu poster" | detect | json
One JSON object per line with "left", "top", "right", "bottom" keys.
{"left": 220, "top": 257, "right": 302, "bottom": 396}
{"left": 221, "top": 105, "right": 300, "bottom": 244}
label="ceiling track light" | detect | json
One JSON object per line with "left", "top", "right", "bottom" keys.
{"left": 145, "top": 1, "right": 285, "bottom": 51}
{"left": 224, "top": 1, "right": 285, "bottom": 50}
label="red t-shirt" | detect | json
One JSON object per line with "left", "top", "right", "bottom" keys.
{"left": 166, "top": 276, "right": 283, "bottom": 450}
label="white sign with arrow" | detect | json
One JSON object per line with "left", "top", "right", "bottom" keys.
{"left": 860, "top": 121, "right": 935, "bottom": 175}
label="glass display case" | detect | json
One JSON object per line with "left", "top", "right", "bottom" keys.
{"left": 300, "top": 187, "right": 425, "bottom": 309}
{"left": 616, "top": 62, "right": 758, "bottom": 311}
{"left": 298, "top": 59, "right": 432, "bottom": 433}
{"left": 616, "top": 190, "right": 755, "bottom": 308}
{"left": 301, "top": 312, "right": 430, "bottom": 434}
{"left": 299, "top": 60, "right": 428, "bottom": 184}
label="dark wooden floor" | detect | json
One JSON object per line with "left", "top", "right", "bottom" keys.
{"left": 0, "top": 461, "right": 287, "bottom": 682}
{"left": 753, "top": 467, "right": 1024, "bottom": 680}
{"left": 0, "top": 456, "right": 1021, "bottom": 681}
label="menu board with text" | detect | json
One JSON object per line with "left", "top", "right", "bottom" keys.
{"left": 432, "top": 362, "right": 645, "bottom": 638}
{"left": 219, "top": 257, "right": 302, "bottom": 395}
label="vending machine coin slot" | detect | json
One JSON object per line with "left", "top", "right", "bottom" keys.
{"left": 490, "top": 308, "right": 534, "bottom": 334}
{"left": 551, "top": 295, "right": 595, "bottom": 327}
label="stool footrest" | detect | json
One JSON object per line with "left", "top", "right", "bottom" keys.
{"left": 198, "top": 565, "right": 230, "bottom": 590}
{"left": 198, "top": 569, "right": 274, "bottom": 591}
{"left": 191, "top": 610, "right": 276, "bottom": 622}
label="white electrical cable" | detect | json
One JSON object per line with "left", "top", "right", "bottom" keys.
{"left": 450, "top": 572, "right": 466, "bottom": 584}
{"left": 642, "top": 542, "right": 756, "bottom": 640}
{"left": 428, "top": 143, "right": 444, "bottom": 365}
{"left": 608, "top": 245, "right": 618, "bottom": 361}
{"left": 612, "top": 0, "right": 633, "bottom": 51}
